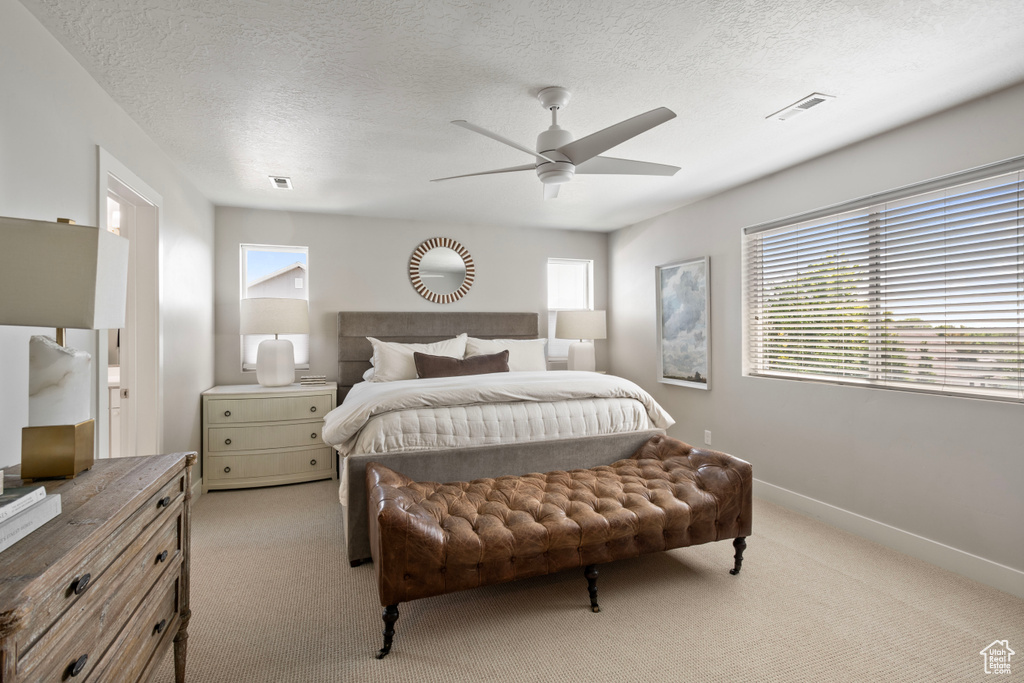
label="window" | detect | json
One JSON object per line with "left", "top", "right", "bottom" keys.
{"left": 744, "top": 163, "right": 1023, "bottom": 402}
{"left": 240, "top": 244, "right": 310, "bottom": 371}
{"left": 547, "top": 258, "right": 594, "bottom": 359}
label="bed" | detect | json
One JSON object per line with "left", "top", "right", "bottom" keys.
{"left": 326, "top": 311, "right": 673, "bottom": 564}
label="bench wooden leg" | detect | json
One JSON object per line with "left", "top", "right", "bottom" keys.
{"left": 729, "top": 537, "right": 747, "bottom": 575}
{"left": 584, "top": 565, "right": 600, "bottom": 613}
{"left": 376, "top": 604, "right": 400, "bottom": 659}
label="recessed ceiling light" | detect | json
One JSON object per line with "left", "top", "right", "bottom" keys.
{"left": 269, "top": 176, "right": 293, "bottom": 190}
{"left": 766, "top": 93, "right": 835, "bottom": 121}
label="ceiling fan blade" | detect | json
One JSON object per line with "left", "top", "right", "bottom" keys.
{"left": 451, "top": 120, "right": 556, "bottom": 163}
{"left": 543, "top": 184, "right": 561, "bottom": 200}
{"left": 430, "top": 164, "right": 535, "bottom": 182}
{"left": 558, "top": 107, "right": 676, "bottom": 166}
{"left": 575, "top": 156, "right": 680, "bottom": 176}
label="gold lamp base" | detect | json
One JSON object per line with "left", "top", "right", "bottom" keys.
{"left": 21, "top": 419, "right": 95, "bottom": 481}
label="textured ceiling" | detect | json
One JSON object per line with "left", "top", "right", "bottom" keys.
{"left": 19, "top": 0, "right": 1024, "bottom": 231}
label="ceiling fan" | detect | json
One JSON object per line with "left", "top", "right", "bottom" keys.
{"left": 431, "top": 86, "right": 680, "bottom": 199}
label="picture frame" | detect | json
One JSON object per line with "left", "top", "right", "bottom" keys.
{"left": 656, "top": 256, "right": 710, "bottom": 389}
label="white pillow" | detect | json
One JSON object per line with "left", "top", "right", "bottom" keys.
{"left": 465, "top": 337, "right": 547, "bottom": 372}
{"left": 367, "top": 334, "right": 468, "bottom": 382}
{"left": 362, "top": 367, "right": 374, "bottom": 382}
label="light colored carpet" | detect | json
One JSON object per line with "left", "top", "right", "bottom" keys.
{"left": 154, "top": 479, "right": 1023, "bottom": 682}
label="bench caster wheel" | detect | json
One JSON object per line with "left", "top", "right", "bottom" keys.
{"left": 729, "top": 537, "right": 746, "bottom": 575}
{"left": 584, "top": 565, "right": 600, "bottom": 613}
{"left": 376, "top": 604, "right": 399, "bottom": 659}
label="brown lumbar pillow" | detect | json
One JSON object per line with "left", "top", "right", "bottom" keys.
{"left": 414, "top": 350, "right": 510, "bottom": 378}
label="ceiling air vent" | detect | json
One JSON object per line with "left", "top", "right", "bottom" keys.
{"left": 269, "top": 176, "right": 293, "bottom": 190}
{"left": 767, "top": 92, "right": 835, "bottom": 121}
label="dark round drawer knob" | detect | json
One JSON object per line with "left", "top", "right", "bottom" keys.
{"left": 157, "top": 550, "right": 168, "bottom": 563}
{"left": 310, "top": 433, "right": 317, "bottom": 439}
{"left": 224, "top": 410, "right": 231, "bottom": 417}
{"left": 225, "top": 438, "right": 232, "bottom": 445}
{"left": 224, "top": 466, "right": 231, "bottom": 474}
{"left": 68, "top": 654, "right": 88, "bottom": 677}
{"left": 154, "top": 619, "right": 167, "bottom": 634}
{"left": 310, "top": 459, "right": 317, "bottom": 466}
{"left": 310, "top": 406, "right": 317, "bottom": 413}
{"left": 71, "top": 573, "right": 91, "bottom": 595}
{"left": 157, "top": 496, "right": 171, "bottom": 509}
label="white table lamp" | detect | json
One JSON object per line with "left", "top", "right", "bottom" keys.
{"left": 555, "top": 310, "right": 607, "bottom": 372}
{"left": 0, "top": 216, "right": 129, "bottom": 480}
{"left": 240, "top": 298, "right": 309, "bottom": 387}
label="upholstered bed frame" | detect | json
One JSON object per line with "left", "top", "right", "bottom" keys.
{"left": 335, "top": 311, "right": 665, "bottom": 565}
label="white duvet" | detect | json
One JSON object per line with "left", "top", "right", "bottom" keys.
{"left": 322, "top": 370, "right": 674, "bottom": 456}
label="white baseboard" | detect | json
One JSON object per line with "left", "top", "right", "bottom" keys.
{"left": 191, "top": 477, "right": 203, "bottom": 501}
{"left": 753, "top": 478, "right": 1024, "bottom": 599}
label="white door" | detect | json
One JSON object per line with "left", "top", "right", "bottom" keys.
{"left": 99, "top": 148, "right": 162, "bottom": 459}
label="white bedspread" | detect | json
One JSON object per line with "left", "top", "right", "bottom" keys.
{"left": 322, "top": 371, "right": 674, "bottom": 456}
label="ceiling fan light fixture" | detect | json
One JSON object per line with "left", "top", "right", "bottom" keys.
{"left": 538, "top": 166, "right": 574, "bottom": 185}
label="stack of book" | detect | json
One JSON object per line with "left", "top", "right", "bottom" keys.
{"left": 0, "top": 484, "right": 62, "bottom": 553}
{"left": 300, "top": 374, "right": 327, "bottom": 386}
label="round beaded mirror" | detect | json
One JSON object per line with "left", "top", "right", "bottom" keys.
{"left": 409, "top": 237, "right": 475, "bottom": 304}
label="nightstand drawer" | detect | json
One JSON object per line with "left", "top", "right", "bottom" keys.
{"left": 206, "top": 448, "right": 333, "bottom": 481}
{"left": 208, "top": 421, "right": 324, "bottom": 452}
{"left": 207, "top": 394, "right": 333, "bottom": 424}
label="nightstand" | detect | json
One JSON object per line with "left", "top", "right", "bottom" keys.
{"left": 201, "top": 383, "right": 337, "bottom": 492}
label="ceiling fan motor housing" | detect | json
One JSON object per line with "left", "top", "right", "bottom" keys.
{"left": 536, "top": 125, "right": 574, "bottom": 185}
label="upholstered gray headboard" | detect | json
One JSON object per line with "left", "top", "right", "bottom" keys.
{"left": 336, "top": 311, "right": 539, "bottom": 402}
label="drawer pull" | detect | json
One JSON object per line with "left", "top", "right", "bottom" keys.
{"left": 225, "top": 438, "right": 232, "bottom": 445}
{"left": 310, "top": 406, "right": 317, "bottom": 413}
{"left": 310, "top": 459, "right": 317, "bottom": 466}
{"left": 71, "top": 573, "right": 91, "bottom": 595}
{"left": 224, "top": 410, "right": 232, "bottom": 417}
{"left": 157, "top": 550, "right": 169, "bottom": 563}
{"left": 68, "top": 654, "right": 88, "bottom": 677}
{"left": 224, "top": 466, "right": 231, "bottom": 474}
{"left": 311, "top": 432, "right": 317, "bottom": 439}
{"left": 157, "top": 496, "right": 171, "bottom": 509}
{"left": 154, "top": 619, "right": 167, "bottom": 635}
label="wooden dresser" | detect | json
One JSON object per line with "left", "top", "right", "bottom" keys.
{"left": 0, "top": 453, "right": 195, "bottom": 683}
{"left": 202, "top": 383, "right": 336, "bottom": 492}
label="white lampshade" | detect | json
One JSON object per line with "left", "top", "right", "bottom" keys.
{"left": 555, "top": 310, "right": 607, "bottom": 341}
{"left": 0, "top": 216, "right": 129, "bottom": 330}
{"left": 239, "top": 298, "right": 309, "bottom": 335}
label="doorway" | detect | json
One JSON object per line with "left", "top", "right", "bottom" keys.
{"left": 98, "top": 148, "right": 162, "bottom": 458}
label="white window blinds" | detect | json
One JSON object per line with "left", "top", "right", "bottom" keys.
{"left": 547, "top": 258, "right": 594, "bottom": 359}
{"left": 745, "top": 168, "right": 1023, "bottom": 402}
{"left": 240, "top": 244, "right": 310, "bottom": 372}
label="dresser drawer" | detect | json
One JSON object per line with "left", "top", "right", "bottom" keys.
{"left": 206, "top": 447, "right": 333, "bottom": 481}
{"left": 86, "top": 566, "right": 180, "bottom": 683}
{"left": 207, "top": 394, "right": 332, "bottom": 424}
{"left": 18, "top": 511, "right": 181, "bottom": 682}
{"left": 15, "top": 471, "right": 185, "bottom": 657}
{"left": 207, "top": 421, "right": 324, "bottom": 452}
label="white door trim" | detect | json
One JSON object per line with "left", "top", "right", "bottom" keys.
{"left": 97, "top": 147, "right": 163, "bottom": 456}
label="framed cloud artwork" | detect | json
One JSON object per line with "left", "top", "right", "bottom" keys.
{"left": 656, "top": 256, "right": 710, "bottom": 389}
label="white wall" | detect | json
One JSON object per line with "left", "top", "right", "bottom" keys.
{"left": 213, "top": 208, "right": 608, "bottom": 386}
{"left": 0, "top": 0, "right": 215, "bottom": 463}
{"left": 609, "top": 81, "right": 1024, "bottom": 591}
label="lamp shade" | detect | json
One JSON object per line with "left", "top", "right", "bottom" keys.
{"left": 555, "top": 310, "right": 607, "bottom": 340}
{"left": 239, "top": 298, "right": 309, "bottom": 335}
{"left": 0, "top": 216, "right": 129, "bottom": 330}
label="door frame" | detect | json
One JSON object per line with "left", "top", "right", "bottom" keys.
{"left": 97, "top": 147, "right": 163, "bottom": 458}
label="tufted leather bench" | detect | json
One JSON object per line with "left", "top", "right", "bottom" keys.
{"left": 366, "top": 434, "right": 752, "bottom": 658}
